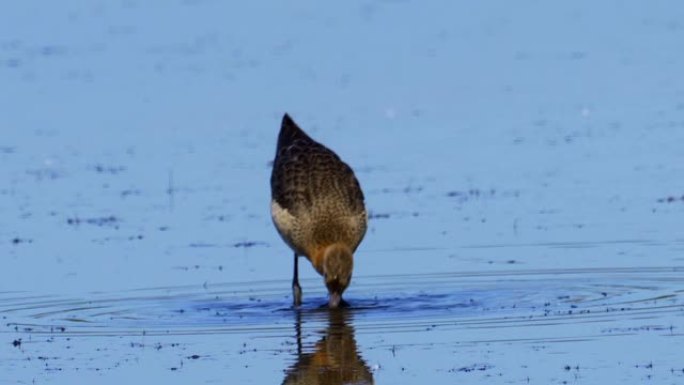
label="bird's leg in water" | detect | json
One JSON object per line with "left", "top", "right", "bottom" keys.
{"left": 292, "top": 253, "right": 302, "bottom": 306}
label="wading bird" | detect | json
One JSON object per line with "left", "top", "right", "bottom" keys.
{"left": 270, "top": 114, "right": 367, "bottom": 308}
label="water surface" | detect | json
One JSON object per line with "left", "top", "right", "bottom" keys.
{"left": 2, "top": 1, "right": 684, "bottom": 384}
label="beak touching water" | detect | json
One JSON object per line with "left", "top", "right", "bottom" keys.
{"left": 328, "top": 291, "right": 342, "bottom": 308}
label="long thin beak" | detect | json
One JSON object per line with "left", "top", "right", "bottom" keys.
{"left": 328, "top": 292, "right": 342, "bottom": 308}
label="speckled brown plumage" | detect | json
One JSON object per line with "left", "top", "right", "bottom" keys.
{"left": 270, "top": 113, "right": 367, "bottom": 307}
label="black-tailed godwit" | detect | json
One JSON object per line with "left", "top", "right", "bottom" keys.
{"left": 270, "top": 114, "right": 367, "bottom": 308}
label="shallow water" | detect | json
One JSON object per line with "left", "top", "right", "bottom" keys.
{"left": 2, "top": 1, "right": 684, "bottom": 384}
{"left": 2, "top": 267, "right": 684, "bottom": 383}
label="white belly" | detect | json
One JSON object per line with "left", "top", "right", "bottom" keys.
{"left": 271, "top": 200, "right": 303, "bottom": 254}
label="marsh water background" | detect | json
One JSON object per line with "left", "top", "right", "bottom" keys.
{"left": 1, "top": 1, "right": 684, "bottom": 384}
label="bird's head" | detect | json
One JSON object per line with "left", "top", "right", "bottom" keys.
{"left": 322, "top": 243, "right": 354, "bottom": 308}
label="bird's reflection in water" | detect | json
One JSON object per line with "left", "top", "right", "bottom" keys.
{"left": 282, "top": 309, "right": 374, "bottom": 385}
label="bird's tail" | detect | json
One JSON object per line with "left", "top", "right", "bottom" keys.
{"left": 278, "top": 113, "right": 313, "bottom": 149}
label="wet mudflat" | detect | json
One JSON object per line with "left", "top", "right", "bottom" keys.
{"left": 2, "top": 1, "right": 684, "bottom": 384}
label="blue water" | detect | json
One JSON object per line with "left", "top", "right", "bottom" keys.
{"left": 1, "top": 1, "right": 684, "bottom": 384}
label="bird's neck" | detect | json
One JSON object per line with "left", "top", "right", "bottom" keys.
{"left": 308, "top": 243, "right": 350, "bottom": 276}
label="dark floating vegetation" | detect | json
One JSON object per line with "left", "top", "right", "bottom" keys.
{"left": 233, "top": 241, "right": 268, "bottom": 248}
{"left": 449, "top": 364, "right": 493, "bottom": 373}
{"left": 368, "top": 212, "right": 391, "bottom": 219}
{"left": 92, "top": 164, "right": 126, "bottom": 174}
{"left": 657, "top": 194, "right": 684, "bottom": 203}
{"left": 26, "top": 168, "right": 62, "bottom": 181}
{"left": 187, "top": 241, "right": 268, "bottom": 248}
{"left": 66, "top": 215, "right": 120, "bottom": 227}
{"left": 446, "top": 188, "right": 520, "bottom": 203}
{"left": 120, "top": 189, "right": 141, "bottom": 198}
{"left": 10, "top": 237, "right": 32, "bottom": 245}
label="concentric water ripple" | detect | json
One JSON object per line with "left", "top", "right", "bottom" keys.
{"left": 2, "top": 266, "right": 682, "bottom": 340}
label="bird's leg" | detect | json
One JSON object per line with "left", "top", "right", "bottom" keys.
{"left": 292, "top": 253, "right": 302, "bottom": 306}
{"left": 295, "top": 308, "right": 302, "bottom": 356}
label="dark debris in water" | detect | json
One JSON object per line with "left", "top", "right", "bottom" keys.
{"left": 67, "top": 215, "right": 120, "bottom": 227}
{"left": 449, "top": 364, "right": 493, "bottom": 373}
{"left": 11, "top": 237, "right": 32, "bottom": 245}
{"left": 233, "top": 241, "right": 268, "bottom": 248}
{"left": 378, "top": 185, "right": 423, "bottom": 194}
{"left": 657, "top": 194, "right": 684, "bottom": 203}
{"left": 446, "top": 188, "right": 519, "bottom": 203}
{"left": 120, "top": 189, "right": 141, "bottom": 198}
{"left": 188, "top": 241, "right": 269, "bottom": 248}
{"left": 189, "top": 243, "right": 218, "bottom": 248}
{"left": 130, "top": 342, "right": 181, "bottom": 350}
{"left": 603, "top": 325, "right": 675, "bottom": 334}
{"left": 368, "top": 212, "right": 391, "bottom": 219}
{"left": 12, "top": 338, "right": 21, "bottom": 347}
{"left": 26, "top": 168, "right": 62, "bottom": 181}
{"left": 92, "top": 164, "right": 126, "bottom": 174}
{"left": 206, "top": 214, "right": 231, "bottom": 222}
{"left": 635, "top": 362, "right": 654, "bottom": 370}
{"left": 40, "top": 45, "right": 68, "bottom": 57}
